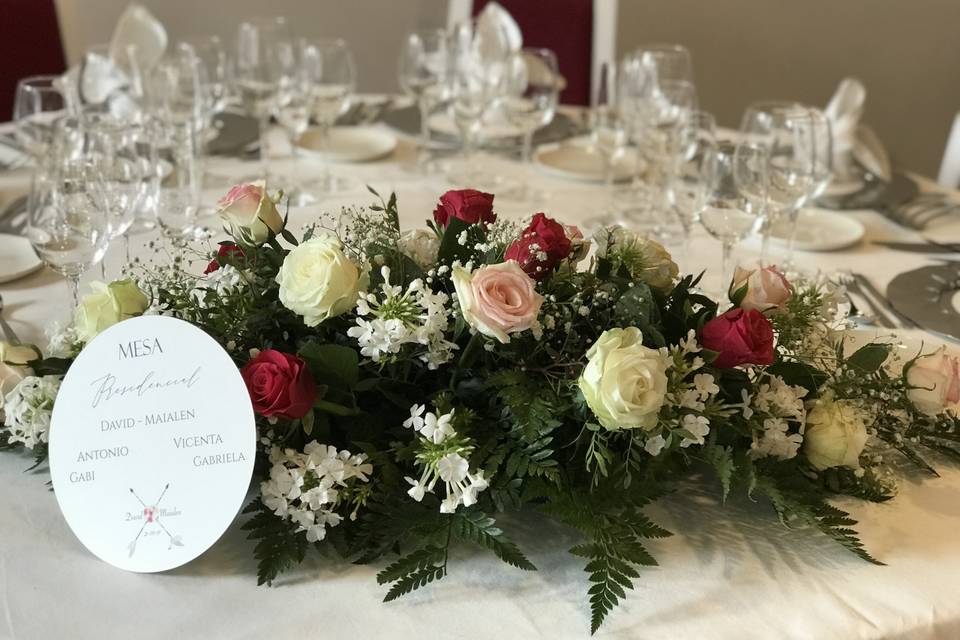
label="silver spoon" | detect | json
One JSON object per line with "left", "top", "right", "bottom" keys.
{"left": 0, "top": 293, "right": 21, "bottom": 344}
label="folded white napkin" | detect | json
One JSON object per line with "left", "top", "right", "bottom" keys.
{"left": 109, "top": 4, "right": 168, "bottom": 72}
{"left": 825, "top": 77, "right": 891, "bottom": 181}
{"left": 475, "top": 2, "right": 523, "bottom": 58}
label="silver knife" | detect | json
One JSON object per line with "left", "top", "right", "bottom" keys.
{"left": 873, "top": 241, "right": 960, "bottom": 254}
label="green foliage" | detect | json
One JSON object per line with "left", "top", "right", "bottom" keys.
{"left": 377, "top": 546, "right": 448, "bottom": 602}
{"left": 766, "top": 361, "right": 829, "bottom": 397}
{"left": 704, "top": 444, "right": 735, "bottom": 501}
{"left": 613, "top": 283, "right": 664, "bottom": 347}
{"left": 846, "top": 343, "right": 892, "bottom": 375}
{"left": 241, "top": 499, "right": 309, "bottom": 585}
{"left": 451, "top": 509, "right": 536, "bottom": 570}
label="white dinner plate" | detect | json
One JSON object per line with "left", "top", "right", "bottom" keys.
{"left": 427, "top": 108, "right": 524, "bottom": 141}
{"left": 921, "top": 213, "right": 960, "bottom": 246}
{"left": 296, "top": 126, "right": 397, "bottom": 163}
{"left": 768, "top": 208, "right": 865, "bottom": 251}
{"left": 533, "top": 138, "right": 637, "bottom": 183}
{"left": 0, "top": 233, "right": 42, "bottom": 283}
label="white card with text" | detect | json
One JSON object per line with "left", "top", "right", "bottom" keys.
{"left": 49, "top": 315, "right": 256, "bottom": 573}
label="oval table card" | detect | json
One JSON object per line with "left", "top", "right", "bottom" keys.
{"left": 49, "top": 315, "right": 255, "bottom": 573}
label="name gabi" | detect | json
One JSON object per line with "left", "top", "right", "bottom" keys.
{"left": 90, "top": 367, "right": 201, "bottom": 408}
{"left": 173, "top": 432, "right": 222, "bottom": 448}
{"left": 146, "top": 409, "right": 196, "bottom": 426}
{"left": 194, "top": 451, "right": 246, "bottom": 467}
{"left": 76, "top": 446, "right": 129, "bottom": 462}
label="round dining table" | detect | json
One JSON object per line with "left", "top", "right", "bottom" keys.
{"left": 1, "top": 106, "right": 959, "bottom": 640}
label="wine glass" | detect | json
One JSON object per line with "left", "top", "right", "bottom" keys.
{"left": 235, "top": 16, "right": 293, "bottom": 180}
{"left": 179, "top": 36, "right": 229, "bottom": 116}
{"left": 13, "top": 76, "right": 70, "bottom": 168}
{"left": 398, "top": 29, "right": 450, "bottom": 170}
{"left": 583, "top": 63, "right": 628, "bottom": 228}
{"left": 148, "top": 50, "right": 209, "bottom": 133}
{"left": 446, "top": 20, "right": 511, "bottom": 187}
{"left": 153, "top": 120, "right": 200, "bottom": 259}
{"left": 300, "top": 38, "right": 357, "bottom": 193}
{"left": 501, "top": 47, "right": 560, "bottom": 199}
{"left": 667, "top": 110, "right": 717, "bottom": 264}
{"left": 27, "top": 144, "right": 111, "bottom": 307}
{"left": 740, "top": 100, "right": 811, "bottom": 260}
{"left": 632, "top": 43, "right": 693, "bottom": 85}
{"left": 701, "top": 141, "right": 765, "bottom": 294}
{"left": 275, "top": 41, "right": 316, "bottom": 205}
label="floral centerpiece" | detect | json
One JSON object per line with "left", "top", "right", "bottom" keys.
{"left": 3, "top": 183, "right": 959, "bottom": 633}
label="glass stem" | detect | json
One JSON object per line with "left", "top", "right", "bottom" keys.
{"left": 69, "top": 275, "right": 80, "bottom": 309}
{"left": 721, "top": 240, "right": 734, "bottom": 295}
{"left": 100, "top": 260, "right": 106, "bottom": 280}
{"left": 124, "top": 235, "right": 131, "bottom": 268}
{"left": 783, "top": 207, "right": 800, "bottom": 270}
{"left": 418, "top": 96, "right": 431, "bottom": 166}
{"left": 258, "top": 114, "right": 271, "bottom": 181}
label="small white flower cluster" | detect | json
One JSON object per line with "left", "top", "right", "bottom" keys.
{"left": 348, "top": 267, "right": 458, "bottom": 369}
{"left": 260, "top": 442, "right": 372, "bottom": 542}
{"left": 44, "top": 321, "right": 81, "bottom": 359}
{"left": 190, "top": 264, "right": 248, "bottom": 308}
{"left": 2, "top": 375, "right": 61, "bottom": 449}
{"left": 748, "top": 375, "right": 809, "bottom": 461}
{"left": 402, "top": 404, "right": 488, "bottom": 513}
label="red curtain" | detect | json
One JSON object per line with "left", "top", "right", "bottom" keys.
{"left": 473, "top": 0, "right": 593, "bottom": 106}
{"left": 0, "top": 0, "right": 66, "bottom": 121}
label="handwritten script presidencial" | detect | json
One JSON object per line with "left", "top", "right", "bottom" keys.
{"left": 90, "top": 367, "right": 202, "bottom": 408}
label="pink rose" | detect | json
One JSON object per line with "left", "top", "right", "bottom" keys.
{"left": 217, "top": 181, "right": 284, "bottom": 244}
{"left": 731, "top": 263, "right": 792, "bottom": 313}
{"left": 432, "top": 189, "right": 497, "bottom": 228}
{"left": 451, "top": 261, "right": 544, "bottom": 343}
{"left": 907, "top": 348, "right": 960, "bottom": 416}
{"left": 701, "top": 308, "right": 775, "bottom": 369}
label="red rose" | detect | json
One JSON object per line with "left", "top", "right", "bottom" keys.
{"left": 240, "top": 349, "right": 317, "bottom": 419}
{"left": 505, "top": 213, "right": 573, "bottom": 280}
{"left": 700, "top": 308, "right": 775, "bottom": 368}
{"left": 432, "top": 189, "right": 496, "bottom": 228}
{"left": 204, "top": 243, "right": 246, "bottom": 275}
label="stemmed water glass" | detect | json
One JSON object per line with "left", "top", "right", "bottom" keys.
{"left": 274, "top": 41, "right": 316, "bottom": 204}
{"left": 13, "top": 76, "right": 71, "bottom": 167}
{"left": 446, "top": 20, "right": 511, "bottom": 187}
{"left": 300, "top": 38, "right": 357, "bottom": 193}
{"left": 667, "top": 110, "right": 717, "bottom": 264}
{"left": 398, "top": 29, "right": 451, "bottom": 171}
{"left": 501, "top": 47, "right": 560, "bottom": 200}
{"left": 235, "top": 16, "right": 293, "bottom": 180}
{"left": 27, "top": 141, "right": 111, "bottom": 307}
{"left": 700, "top": 141, "right": 766, "bottom": 294}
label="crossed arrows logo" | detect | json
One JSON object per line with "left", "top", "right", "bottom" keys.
{"left": 127, "top": 484, "right": 184, "bottom": 557}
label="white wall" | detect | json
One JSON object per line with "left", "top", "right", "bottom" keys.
{"left": 54, "top": 0, "right": 449, "bottom": 94}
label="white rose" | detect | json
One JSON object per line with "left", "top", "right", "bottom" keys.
{"left": 578, "top": 327, "right": 669, "bottom": 431}
{"left": 0, "top": 341, "right": 39, "bottom": 405}
{"left": 906, "top": 348, "right": 960, "bottom": 416}
{"left": 217, "top": 181, "right": 285, "bottom": 245}
{"left": 398, "top": 228, "right": 440, "bottom": 270}
{"left": 593, "top": 226, "right": 678, "bottom": 290}
{"left": 74, "top": 279, "right": 150, "bottom": 343}
{"left": 277, "top": 235, "right": 367, "bottom": 327}
{"left": 803, "top": 397, "right": 868, "bottom": 470}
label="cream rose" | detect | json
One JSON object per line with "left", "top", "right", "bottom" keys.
{"left": 74, "top": 279, "right": 150, "bottom": 343}
{"left": 277, "top": 235, "right": 367, "bottom": 327}
{"left": 731, "top": 263, "right": 792, "bottom": 313}
{"left": 217, "top": 181, "right": 284, "bottom": 244}
{"left": 398, "top": 228, "right": 440, "bottom": 270}
{"left": 578, "top": 327, "right": 669, "bottom": 431}
{"left": 451, "top": 261, "right": 543, "bottom": 344}
{"left": 0, "top": 341, "right": 39, "bottom": 402}
{"left": 593, "top": 226, "right": 678, "bottom": 290}
{"left": 906, "top": 348, "right": 960, "bottom": 416}
{"left": 803, "top": 397, "right": 868, "bottom": 470}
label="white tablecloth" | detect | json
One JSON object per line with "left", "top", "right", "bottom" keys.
{"left": 1, "top": 119, "right": 959, "bottom": 640}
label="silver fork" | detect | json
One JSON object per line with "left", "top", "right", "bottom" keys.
{"left": 0, "top": 293, "right": 21, "bottom": 344}
{"left": 835, "top": 272, "right": 895, "bottom": 328}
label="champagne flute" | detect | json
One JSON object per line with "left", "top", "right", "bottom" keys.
{"left": 667, "top": 110, "right": 717, "bottom": 264}
{"left": 154, "top": 120, "right": 200, "bottom": 260}
{"left": 27, "top": 150, "right": 111, "bottom": 307}
{"left": 235, "top": 16, "right": 292, "bottom": 180}
{"left": 501, "top": 47, "right": 560, "bottom": 200}
{"left": 301, "top": 38, "right": 356, "bottom": 193}
{"left": 397, "top": 29, "right": 450, "bottom": 170}
{"left": 701, "top": 141, "right": 765, "bottom": 294}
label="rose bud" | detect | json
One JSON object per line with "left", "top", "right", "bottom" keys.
{"left": 240, "top": 349, "right": 317, "bottom": 420}
{"left": 505, "top": 213, "right": 572, "bottom": 280}
{"left": 432, "top": 189, "right": 496, "bottom": 228}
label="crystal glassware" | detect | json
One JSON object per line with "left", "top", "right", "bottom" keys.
{"left": 398, "top": 28, "right": 450, "bottom": 170}
{"left": 153, "top": 120, "right": 200, "bottom": 259}
{"left": 13, "top": 75, "right": 70, "bottom": 166}
{"left": 700, "top": 141, "right": 765, "bottom": 294}
{"left": 667, "top": 110, "right": 717, "bottom": 264}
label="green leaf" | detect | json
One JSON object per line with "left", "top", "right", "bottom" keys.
{"left": 299, "top": 342, "right": 359, "bottom": 389}
{"left": 846, "top": 343, "right": 891, "bottom": 375}
{"left": 436, "top": 216, "right": 476, "bottom": 266}
{"left": 452, "top": 509, "right": 536, "bottom": 571}
{"left": 383, "top": 566, "right": 446, "bottom": 602}
{"left": 241, "top": 499, "right": 309, "bottom": 585}
{"left": 705, "top": 445, "right": 735, "bottom": 501}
